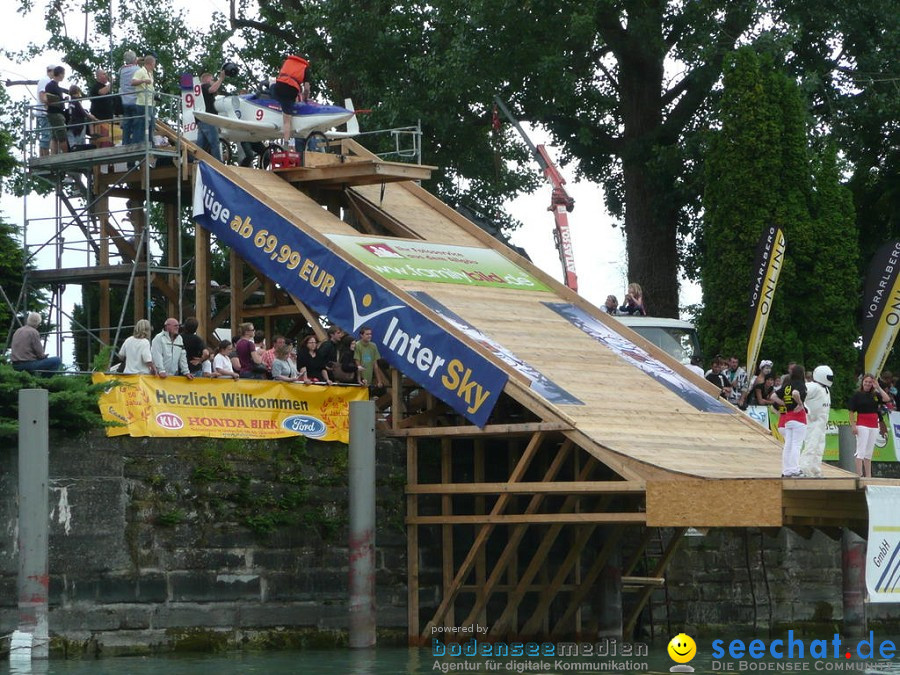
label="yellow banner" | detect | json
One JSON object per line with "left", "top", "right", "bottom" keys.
{"left": 93, "top": 374, "right": 368, "bottom": 442}
{"left": 746, "top": 227, "right": 786, "bottom": 376}
{"left": 864, "top": 271, "right": 900, "bottom": 376}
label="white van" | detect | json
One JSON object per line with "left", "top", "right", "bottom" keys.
{"left": 614, "top": 315, "right": 701, "bottom": 364}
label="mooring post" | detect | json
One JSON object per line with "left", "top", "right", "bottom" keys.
{"left": 16, "top": 389, "right": 50, "bottom": 659}
{"left": 838, "top": 425, "right": 867, "bottom": 638}
{"left": 348, "top": 399, "right": 376, "bottom": 648}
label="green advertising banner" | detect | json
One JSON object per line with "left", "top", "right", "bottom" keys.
{"left": 326, "top": 234, "right": 551, "bottom": 291}
{"left": 747, "top": 406, "right": 898, "bottom": 462}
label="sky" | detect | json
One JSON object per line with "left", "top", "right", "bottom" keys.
{"left": 0, "top": 3, "right": 700, "bottom": 360}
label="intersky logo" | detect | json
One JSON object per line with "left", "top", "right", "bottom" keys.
{"left": 347, "top": 287, "right": 403, "bottom": 333}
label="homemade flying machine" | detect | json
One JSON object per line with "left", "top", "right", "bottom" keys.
{"left": 180, "top": 73, "right": 359, "bottom": 151}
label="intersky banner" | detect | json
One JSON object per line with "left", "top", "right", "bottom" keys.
{"left": 866, "top": 486, "right": 900, "bottom": 602}
{"left": 746, "top": 225, "right": 786, "bottom": 377}
{"left": 862, "top": 241, "right": 900, "bottom": 377}
{"left": 192, "top": 163, "right": 508, "bottom": 426}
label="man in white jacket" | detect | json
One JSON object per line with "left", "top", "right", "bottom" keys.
{"left": 151, "top": 318, "right": 193, "bottom": 379}
{"left": 799, "top": 365, "right": 833, "bottom": 477}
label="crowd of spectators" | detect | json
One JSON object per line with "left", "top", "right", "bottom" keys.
{"left": 113, "top": 317, "right": 385, "bottom": 391}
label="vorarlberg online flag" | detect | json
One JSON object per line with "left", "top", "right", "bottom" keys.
{"left": 746, "top": 225, "right": 786, "bottom": 377}
{"left": 862, "top": 241, "right": 900, "bottom": 377}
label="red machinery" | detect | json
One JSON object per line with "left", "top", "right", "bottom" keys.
{"left": 493, "top": 97, "right": 578, "bottom": 292}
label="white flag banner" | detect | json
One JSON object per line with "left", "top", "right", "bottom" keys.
{"left": 866, "top": 485, "right": 900, "bottom": 602}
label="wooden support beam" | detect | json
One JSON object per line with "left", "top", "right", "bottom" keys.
{"left": 515, "top": 502, "right": 613, "bottom": 638}
{"left": 392, "top": 368, "right": 404, "bottom": 431}
{"left": 474, "top": 439, "right": 487, "bottom": 628}
{"left": 550, "top": 527, "right": 627, "bottom": 637}
{"left": 407, "top": 437, "right": 420, "bottom": 645}
{"left": 622, "top": 528, "right": 687, "bottom": 639}
{"left": 441, "top": 437, "right": 454, "bottom": 628}
{"left": 622, "top": 576, "right": 667, "bottom": 588}
{"left": 406, "top": 481, "right": 645, "bottom": 495}
{"left": 240, "top": 304, "right": 303, "bottom": 318}
{"left": 165, "top": 202, "right": 179, "bottom": 318}
{"left": 289, "top": 295, "right": 326, "bottom": 341}
{"left": 230, "top": 249, "right": 243, "bottom": 331}
{"left": 195, "top": 223, "right": 211, "bottom": 341}
{"left": 384, "top": 422, "right": 572, "bottom": 438}
{"left": 421, "top": 431, "right": 546, "bottom": 637}
{"left": 458, "top": 441, "right": 578, "bottom": 630}
{"left": 97, "top": 195, "right": 111, "bottom": 344}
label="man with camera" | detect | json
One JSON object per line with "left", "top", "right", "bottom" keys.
{"left": 197, "top": 65, "right": 233, "bottom": 161}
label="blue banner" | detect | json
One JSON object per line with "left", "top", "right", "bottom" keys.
{"left": 193, "top": 163, "right": 508, "bottom": 426}
{"left": 544, "top": 302, "right": 732, "bottom": 414}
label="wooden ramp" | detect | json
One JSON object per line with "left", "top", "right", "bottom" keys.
{"left": 217, "top": 160, "right": 862, "bottom": 492}
{"left": 193, "top": 147, "right": 880, "bottom": 641}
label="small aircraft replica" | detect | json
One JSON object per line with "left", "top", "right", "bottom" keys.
{"left": 180, "top": 73, "right": 360, "bottom": 160}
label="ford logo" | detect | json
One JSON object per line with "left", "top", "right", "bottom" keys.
{"left": 282, "top": 415, "right": 327, "bottom": 438}
{"left": 156, "top": 412, "right": 184, "bottom": 430}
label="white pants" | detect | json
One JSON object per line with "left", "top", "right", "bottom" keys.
{"left": 799, "top": 415, "right": 828, "bottom": 476}
{"left": 855, "top": 425, "right": 880, "bottom": 460}
{"left": 782, "top": 420, "right": 807, "bottom": 476}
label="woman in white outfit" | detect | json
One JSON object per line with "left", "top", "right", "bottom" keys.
{"left": 118, "top": 319, "right": 154, "bottom": 374}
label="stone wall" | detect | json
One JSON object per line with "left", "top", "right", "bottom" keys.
{"left": 1, "top": 431, "right": 896, "bottom": 655}
{"left": 0, "top": 431, "right": 408, "bottom": 655}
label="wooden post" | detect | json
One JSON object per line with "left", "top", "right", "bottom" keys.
{"left": 97, "top": 195, "right": 110, "bottom": 344}
{"left": 264, "top": 279, "right": 275, "bottom": 338}
{"left": 407, "top": 437, "right": 420, "bottom": 645}
{"left": 165, "top": 202, "right": 179, "bottom": 318}
{"left": 195, "top": 224, "right": 211, "bottom": 341}
{"left": 441, "top": 437, "right": 454, "bottom": 628}
{"left": 130, "top": 200, "right": 145, "bottom": 324}
{"left": 474, "top": 439, "right": 486, "bottom": 627}
{"left": 230, "top": 250, "right": 243, "bottom": 332}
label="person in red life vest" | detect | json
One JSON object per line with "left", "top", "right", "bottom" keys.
{"left": 272, "top": 54, "right": 311, "bottom": 146}
{"left": 769, "top": 364, "right": 807, "bottom": 477}
{"left": 848, "top": 373, "right": 892, "bottom": 477}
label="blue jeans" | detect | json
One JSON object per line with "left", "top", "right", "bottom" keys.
{"left": 122, "top": 104, "right": 140, "bottom": 145}
{"left": 134, "top": 106, "right": 155, "bottom": 144}
{"left": 197, "top": 121, "right": 221, "bottom": 161}
{"left": 35, "top": 116, "right": 51, "bottom": 150}
{"left": 12, "top": 357, "right": 63, "bottom": 375}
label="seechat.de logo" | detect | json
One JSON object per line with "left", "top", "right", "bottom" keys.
{"left": 155, "top": 412, "right": 184, "bottom": 430}
{"left": 281, "top": 415, "right": 327, "bottom": 438}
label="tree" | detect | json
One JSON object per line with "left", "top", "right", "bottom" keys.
{"left": 699, "top": 47, "right": 859, "bottom": 401}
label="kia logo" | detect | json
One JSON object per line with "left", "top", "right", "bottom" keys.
{"left": 281, "top": 415, "right": 327, "bottom": 438}
{"left": 156, "top": 412, "right": 184, "bottom": 430}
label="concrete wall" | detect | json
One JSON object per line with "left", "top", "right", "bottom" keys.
{"left": 0, "top": 432, "right": 408, "bottom": 655}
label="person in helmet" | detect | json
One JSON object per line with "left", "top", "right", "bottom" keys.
{"left": 799, "top": 365, "right": 833, "bottom": 477}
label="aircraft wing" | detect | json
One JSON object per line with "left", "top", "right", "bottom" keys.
{"left": 194, "top": 111, "right": 279, "bottom": 134}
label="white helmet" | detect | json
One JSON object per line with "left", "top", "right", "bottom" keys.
{"left": 813, "top": 365, "right": 834, "bottom": 388}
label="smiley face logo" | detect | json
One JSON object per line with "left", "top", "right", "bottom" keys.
{"left": 668, "top": 633, "right": 696, "bottom": 672}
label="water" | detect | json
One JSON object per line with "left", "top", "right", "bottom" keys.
{"left": 2, "top": 643, "right": 900, "bottom": 675}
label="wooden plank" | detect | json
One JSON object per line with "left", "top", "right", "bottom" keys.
{"left": 279, "top": 160, "right": 435, "bottom": 186}
{"left": 240, "top": 304, "right": 302, "bottom": 318}
{"left": 383, "top": 422, "right": 572, "bottom": 438}
{"left": 623, "top": 529, "right": 686, "bottom": 639}
{"left": 646, "top": 479, "right": 784, "bottom": 527}
{"left": 195, "top": 224, "right": 211, "bottom": 340}
{"left": 230, "top": 250, "right": 243, "bottom": 331}
{"left": 406, "top": 481, "right": 645, "bottom": 495}
{"left": 473, "top": 439, "right": 487, "bottom": 628}
{"left": 622, "top": 576, "right": 667, "bottom": 587}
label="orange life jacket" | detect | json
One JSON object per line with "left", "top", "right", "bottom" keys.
{"left": 276, "top": 55, "right": 309, "bottom": 91}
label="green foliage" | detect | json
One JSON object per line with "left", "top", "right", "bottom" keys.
{"left": 0, "top": 365, "right": 117, "bottom": 439}
{"left": 699, "top": 47, "right": 860, "bottom": 395}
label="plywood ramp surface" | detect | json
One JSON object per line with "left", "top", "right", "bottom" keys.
{"left": 222, "top": 166, "right": 852, "bottom": 484}
{"left": 352, "top": 183, "right": 484, "bottom": 246}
